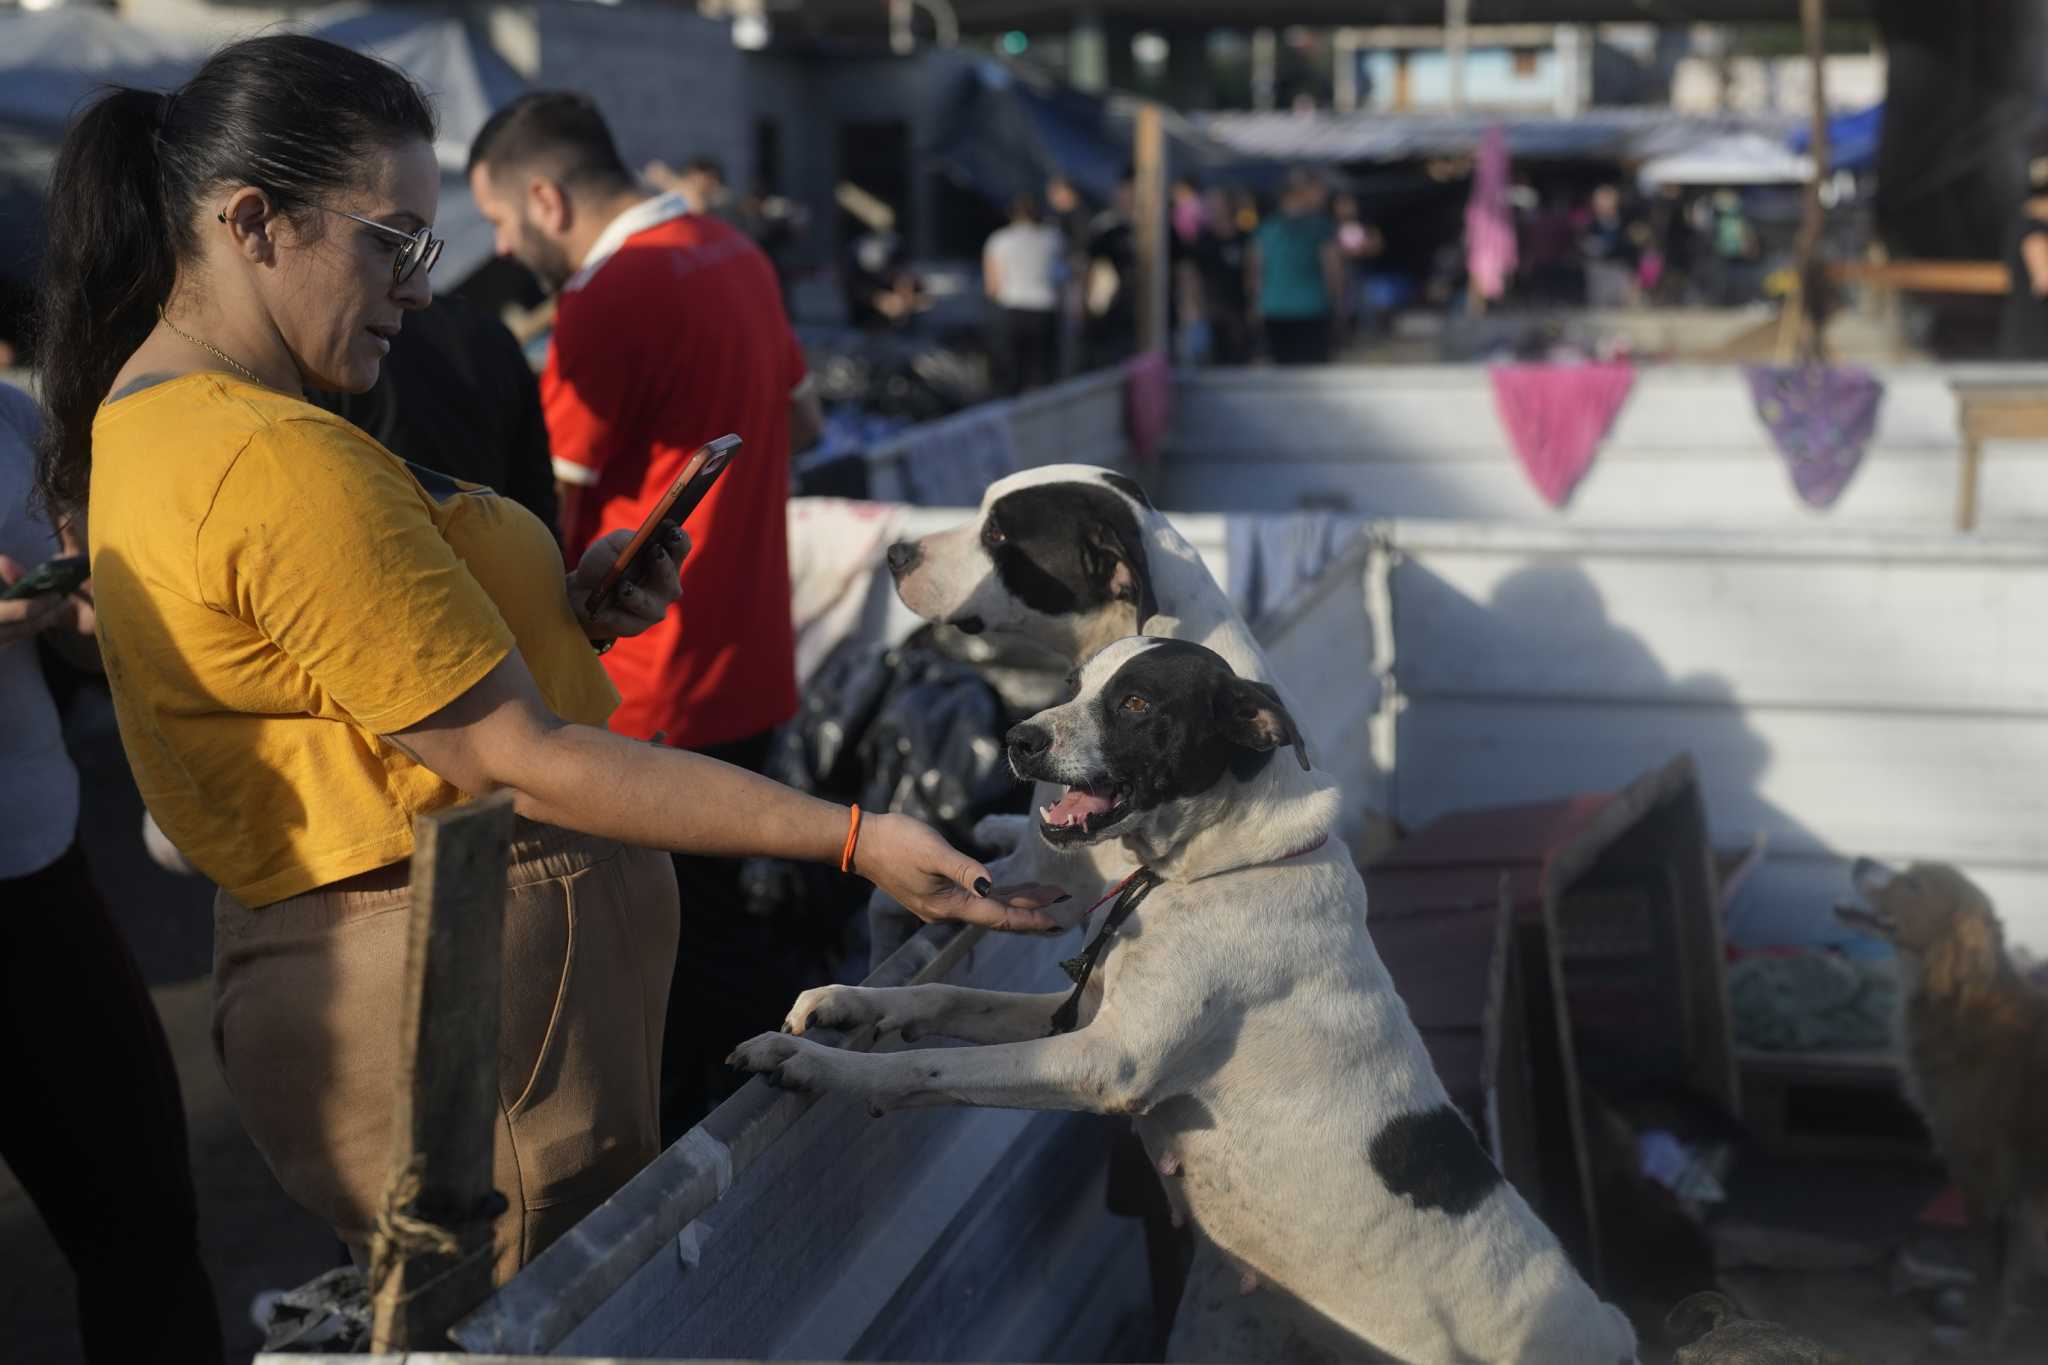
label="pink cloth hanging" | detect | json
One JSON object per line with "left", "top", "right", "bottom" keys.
{"left": 1124, "top": 349, "right": 1172, "bottom": 464}
{"left": 1464, "top": 126, "right": 1517, "bottom": 302}
{"left": 1489, "top": 362, "right": 1636, "bottom": 508}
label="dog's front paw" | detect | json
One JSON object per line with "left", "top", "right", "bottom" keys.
{"left": 785, "top": 985, "right": 913, "bottom": 1041}
{"left": 727, "top": 1032, "right": 834, "bottom": 1094}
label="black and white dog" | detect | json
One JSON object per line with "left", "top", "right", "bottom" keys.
{"left": 733, "top": 639, "right": 1638, "bottom": 1365}
{"left": 871, "top": 463, "right": 1303, "bottom": 964}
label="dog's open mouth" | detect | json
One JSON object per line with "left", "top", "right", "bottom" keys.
{"left": 1833, "top": 901, "right": 1896, "bottom": 938}
{"left": 1037, "top": 778, "right": 1132, "bottom": 845}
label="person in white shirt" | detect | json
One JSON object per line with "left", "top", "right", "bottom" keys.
{"left": 982, "top": 194, "right": 1066, "bottom": 395}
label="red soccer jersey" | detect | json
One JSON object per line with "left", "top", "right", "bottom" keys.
{"left": 544, "top": 195, "right": 802, "bottom": 749}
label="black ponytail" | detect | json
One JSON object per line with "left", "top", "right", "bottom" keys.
{"left": 34, "top": 34, "right": 435, "bottom": 516}
{"left": 34, "top": 87, "right": 175, "bottom": 516}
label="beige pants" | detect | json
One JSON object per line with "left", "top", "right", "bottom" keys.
{"left": 212, "top": 822, "right": 679, "bottom": 1282}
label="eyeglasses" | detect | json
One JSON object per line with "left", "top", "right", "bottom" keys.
{"left": 320, "top": 207, "right": 444, "bottom": 285}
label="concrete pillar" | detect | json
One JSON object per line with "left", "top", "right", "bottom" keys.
{"left": 1333, "top": 28, "right": 1361, "bottom": 113}
{"left": 1553, "top": 25, "right": 1582, "bottom": 116}
{"left": 1251, "top": 27, "right": 1277, "bottom": 111}
{"left": 1071, "top": 10, "right": 1109, "bottom": 91}
{"left": 1446, "top": 0, "right": 1470, "bottom": 113}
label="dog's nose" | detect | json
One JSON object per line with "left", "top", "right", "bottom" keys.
{"left": 885, "top": 541, "right": 923, "bottom": 578}
{"left": 1006, "top": 722, "right": 1052, "bottom": 766}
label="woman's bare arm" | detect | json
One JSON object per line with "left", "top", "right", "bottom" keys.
{"left": 387, "top": 653, "right": 1060, "bottom": 932}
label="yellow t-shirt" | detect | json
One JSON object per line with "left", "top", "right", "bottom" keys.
{"left": 90, "top": 374, "right": 619, "bottom": 906}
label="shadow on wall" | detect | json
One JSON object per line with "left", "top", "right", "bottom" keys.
{"left": 1390, "top": 560, "right": 1863, "bottom": 954}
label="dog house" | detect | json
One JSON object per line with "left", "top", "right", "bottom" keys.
{"left": 1365, "top": 753, "right": 1740, "bottom": 1289}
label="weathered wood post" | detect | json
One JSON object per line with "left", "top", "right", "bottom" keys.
{"left": 1133, "top": 100, "right": 1170, "bottom": 359}
{"left": 1788, "top": 0, "right": 1834, "bottom": 362}
{"left": 368, "top": 790, "right": 517, "bottom": 1350}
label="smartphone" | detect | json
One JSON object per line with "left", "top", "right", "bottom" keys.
{"left": 583, "top": 434, "right": 741, "bottom": 620}
{"left": 1, "top": 553, "right": 90, "bottom": 602}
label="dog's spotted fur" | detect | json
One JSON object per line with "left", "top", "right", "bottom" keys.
{"left": 735, "top": 640, "right": 1637, "bottom": 1364}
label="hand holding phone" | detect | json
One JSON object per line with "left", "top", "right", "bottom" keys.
{"left": 582, "top": 434, "right": 740, "bottom": 622}
{"left": 1, "top": 552, "right": 91, "bottom": 649}
{"left": 1, "top": 552, "right": 90, "bottom": 602}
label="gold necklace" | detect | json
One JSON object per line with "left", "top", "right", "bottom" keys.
{"left": 156, "top": 306, "right": 265, "bottom": 387}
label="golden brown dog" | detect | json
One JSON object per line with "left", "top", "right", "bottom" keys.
{"left": 1664, "top": 1291, "right": 1853, "bottom": 1364}
{"left": 1837, "top": 859, "right": 2048, "bottom": 1347}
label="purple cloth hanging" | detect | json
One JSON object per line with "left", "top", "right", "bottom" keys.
{"left": 1745, "top": 365, "right": 1885, "bottom": 509}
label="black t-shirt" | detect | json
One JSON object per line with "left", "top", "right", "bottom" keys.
{"left": 310, "top": 295, "right": 557, "bottom": 537}
{"left": 1087, "top": 210, "right": 1137, "bottom": 332}
{"left": 1191, "top": 227, "right": 1250, "bottom": 312}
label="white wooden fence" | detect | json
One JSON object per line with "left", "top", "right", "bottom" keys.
{"left": 1165, "top": 364, "right": 2048, "bottom": 530}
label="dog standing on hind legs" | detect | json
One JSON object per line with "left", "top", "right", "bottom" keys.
{"left": 867, "top": 463, "right": 1312, "bottom": 969}
{"left": 732, "top": 639, "right": 1637, "bottom": 1365}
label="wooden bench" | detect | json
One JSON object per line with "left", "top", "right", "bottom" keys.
{"left": 1951, "top": 382, "right": 2048, "bottom": 530}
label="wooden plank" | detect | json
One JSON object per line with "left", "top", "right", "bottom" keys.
{"left": 1164, "top": 450, "right": 2048, "bottom": 528}
{"left": 370, "top": 791, "right": 517, "bottom": 1352}
{"left": 1132, "top": 101, "right": 1169, "bottom": 357}
{"left": 1171, "top": 365, "right": 2002, "bottom": 460}
{"left": 1827, "top": 258, "right": 2011, "bottom": 294}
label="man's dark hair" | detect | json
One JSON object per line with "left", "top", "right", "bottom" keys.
{"left": 684, "top": 154, "right": 727, "bottom": 185}
{"left": 467, "top": 90, "right": 634, "bottom": 191}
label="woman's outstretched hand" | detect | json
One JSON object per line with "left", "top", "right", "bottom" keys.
{"left": 855, "top": 812, "right": 1068, "bottom": 934}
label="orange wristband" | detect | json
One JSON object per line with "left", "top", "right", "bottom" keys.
{"left": 840, "top": 804, "right": 863, "bottom": 876}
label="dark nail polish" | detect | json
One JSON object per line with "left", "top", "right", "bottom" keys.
{"left": 973, "top": 877, "right": 992, "bottom": 897}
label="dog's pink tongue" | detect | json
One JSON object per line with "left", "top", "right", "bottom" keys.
{"left": 1044, "top": 787, "right": 1115, "bottom": 825}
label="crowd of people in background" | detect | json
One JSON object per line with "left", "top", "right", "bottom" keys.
{"left": 974, "top": 162, "right": 1787, "bottom": 389}
{"left": 979, "top": 165, "right": 1392, "bottom": 388}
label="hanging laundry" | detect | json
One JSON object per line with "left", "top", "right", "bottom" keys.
{"left": 1745, "top": 364, "right": 1884, "bottom": 509}
{"left": 1488, "top": 361, "right": 1636, "bottom": 508}
{"left": 1124, "top": 349, "right": 1172, "bottom": 465}
{"left": 888, "top": 401, "right": 1018, "bottom": 506}
{"left": 1465, "top": 125, "right": 1518, "bottom": 303}
{"left": 1224, "top": 512, "right": 1369, "bottom": 630}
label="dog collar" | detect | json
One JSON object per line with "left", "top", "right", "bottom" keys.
{"left": 1050, "top": 868, "right": 1162, "bottom": 1035}
{"left": 1045, "top": 838, "right": 1328, "bottom": 1036}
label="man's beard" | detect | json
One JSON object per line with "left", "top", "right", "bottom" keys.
{"left": 520, "top": 221, "right": 577, "bottom": 295}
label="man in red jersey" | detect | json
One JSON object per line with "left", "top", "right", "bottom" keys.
{"left": 470, "top": 93, "right": 823, "bottom": 1137}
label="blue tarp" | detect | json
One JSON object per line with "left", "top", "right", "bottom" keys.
{"left": 925, "top": 60, "right": 1252, "bottom": 209}
{"left": 1790, "top": 103, "right": 1882, "bottom": 174}
{"left": 0, "top": 4, "right": 524, "bottom": 287}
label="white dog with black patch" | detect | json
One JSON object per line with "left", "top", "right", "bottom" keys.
{"left": 732, "top": 638, "right": 1638, "bottom": 1365}
{"left": 871, "top": 463, "right": 1297, "bottom": 965}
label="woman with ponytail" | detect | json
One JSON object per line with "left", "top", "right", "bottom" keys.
{"left": 43, "top": 33, "right": 1060, "bottom": 1287}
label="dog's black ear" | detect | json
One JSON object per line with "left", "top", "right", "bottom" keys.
{"left": 1215, "top": 678, "right": 1310, "bottom": 771}
{"left": 1081, "top": 518, "right": 1157, "bottom": 628}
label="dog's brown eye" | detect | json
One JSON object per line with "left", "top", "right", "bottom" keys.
{"left": 984, "top": 523, "right": 1007, "bottom": 547}
{"left": 1121, "top": 695, "right": 1149, "bottom": 714}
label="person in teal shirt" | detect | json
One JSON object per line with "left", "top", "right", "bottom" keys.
{"left": 1248, "top": 171, "right": 1345, "bottom": 365}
